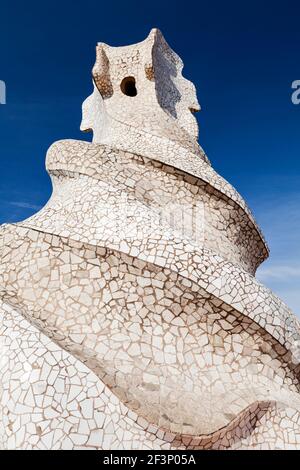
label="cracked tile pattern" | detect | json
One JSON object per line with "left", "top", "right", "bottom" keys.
{"left": 0, "top": 29, "right": 299, "bottom": 449}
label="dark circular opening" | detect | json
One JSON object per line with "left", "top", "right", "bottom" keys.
{"left": 120, "top": 76, "right": 137, "bottom": 97}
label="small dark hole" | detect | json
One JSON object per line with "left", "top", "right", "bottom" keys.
{"left": 120, "top": 76, "right": 137, "bottom": 97}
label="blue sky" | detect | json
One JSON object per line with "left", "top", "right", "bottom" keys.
{"left": 0, "top": 0, "right": 299, "bottom": 314}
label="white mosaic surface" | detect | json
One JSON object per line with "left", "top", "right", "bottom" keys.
{"left": 0, "top": 29, "right": 299, "bottom": 449}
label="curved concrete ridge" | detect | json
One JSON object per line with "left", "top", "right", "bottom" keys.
{"left": 3, "top": 224, "right": 300, "bottom": 368}
{"left": 183, "top": 401, "right": 300, "bottom": 449}
{"left": 21, "top": 164, "right": 265, "bottom": 275}
{"left": 1, "top": 223, "right": 300, "bottom": 447}
{"left": 1, "top": 299, "right": 299, "bottom": 450}
{"left": 46, "top": 139, "right": 269, "bottom": 261}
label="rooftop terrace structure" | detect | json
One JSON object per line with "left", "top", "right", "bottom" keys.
{"left": 0, "top": 29, "right": 299, "bottom": 450}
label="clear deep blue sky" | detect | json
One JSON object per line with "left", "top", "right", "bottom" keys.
{"left": 0, "top": 0, "right": 299, "bottom": 313}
